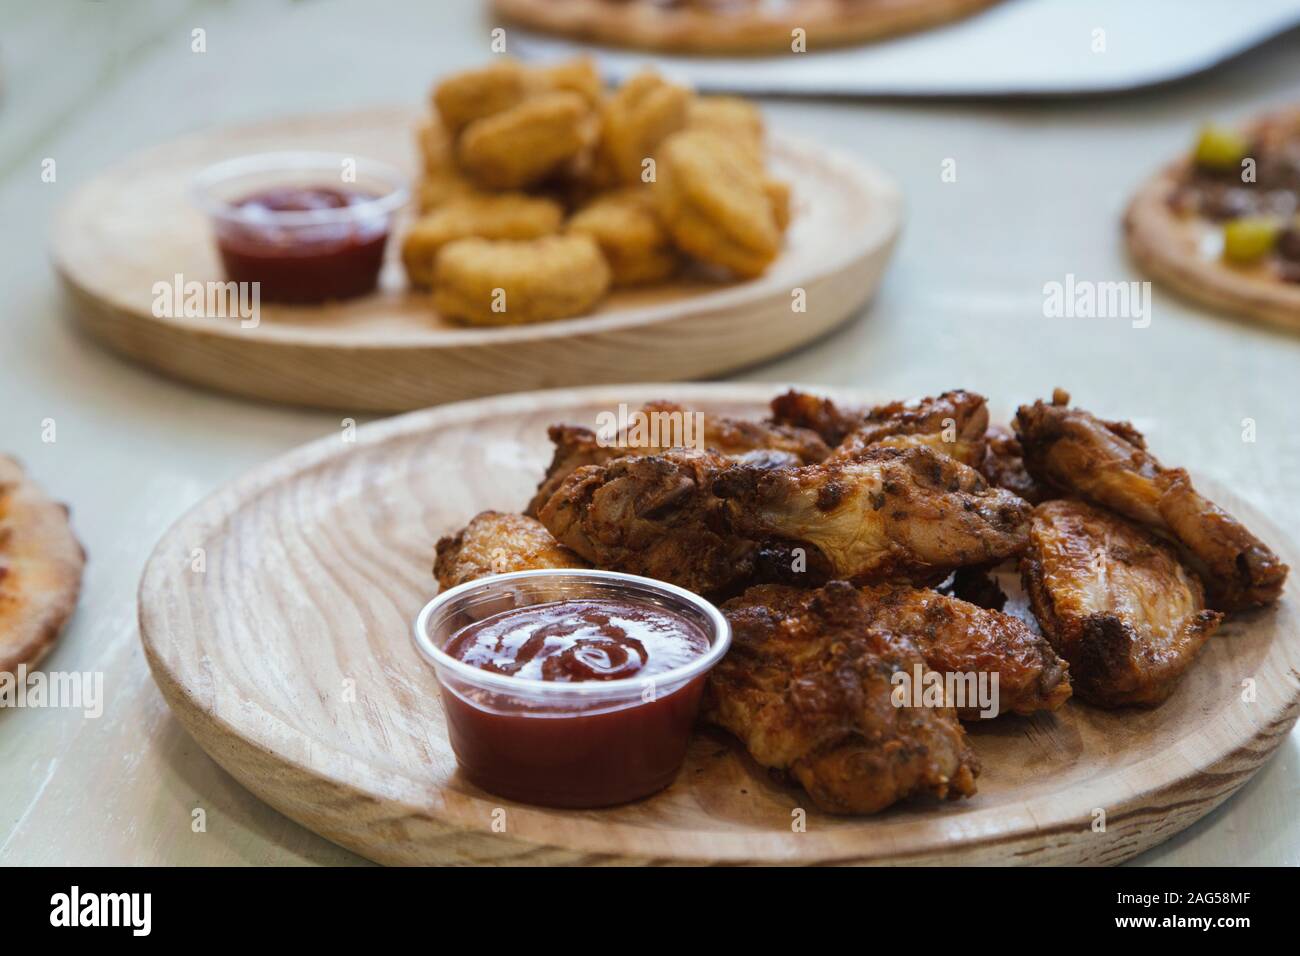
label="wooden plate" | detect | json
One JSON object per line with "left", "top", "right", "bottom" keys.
{"left": 51, "top": 109, "right": 901, "bottom": 412}
{"left": 138, "top": 384, "right": 1300, "bottom": 865}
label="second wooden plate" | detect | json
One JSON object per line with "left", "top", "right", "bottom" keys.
{"left": 52, "top": 109, "right": 901, "bottom": 412}
{"left": 138, "top": 384, "right": 1300, "bottom": 866}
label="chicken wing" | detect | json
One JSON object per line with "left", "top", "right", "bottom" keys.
{"left": 537, "top": 449, "right": 757, "bottom": 595}
{"left": 771, "top": 389, "right": 989, "bottom": 467}
{"left": 1015, "top": 389, "right": 1287, "bottom": 610}
{"left": 1022, "top": 499, "right": 1223, "bottom": 708}
{"left": 434, "top": 510, "right": 587, "bottom": 590}
{"left": 714, "top": 445, "right": 1032, "bottom": 585}
{"left": 856, "top": 583, "right": 1071, "bottom": 717}
{"left": 980, "top": 424, "right": 1049, "bottom": 504}
{"left": 525, "top": 401, "right": 828, "bottom": 515}
{"left": 707, "top": 581, "right": 979, "bottom": 815}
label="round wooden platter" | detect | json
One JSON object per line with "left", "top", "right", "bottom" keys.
{"left": 51, "top": 108, "right": 901, "bottom": 412}
{"left": 138, "top": 384, "right": 1300, "bottom": 866}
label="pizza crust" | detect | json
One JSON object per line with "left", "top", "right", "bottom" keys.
{"left": 491, "top": 0, "right": 1003, "bottom": 55}
{"left": 0, "top": 456, "right": 86, "bottom": 674}
{"left": 1123, "top": 116, "right": 1300, "bottom": 334}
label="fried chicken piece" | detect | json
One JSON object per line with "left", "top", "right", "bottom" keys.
{"left": 770, "top": 389, "right": 989, "bottom": 467}
{"left": 654, "top": 128, "right": 782, "bottom": 278}
{"left": 434, "top": 235, "right": 611, "bottom": 326}
{"left": 402, "top": 193, "right": 563, "bottom": 288}
{"left": 856, "top": 583, "right": 1071, "bottom": 718}
{"left": 770, "top": 389, "right": 868, "bottom": 446}
{"left": 539, "top": 56, "right": 603, "bottom": 106}
{"left": 524, "top": 402, "right": 829, "bottom": 515}
{"left": 829, "top": 390, "right": 990, "bottom": 468}
{"left": 566, "top": 188, "right": 679, "bottom": 285}
{"left": 434, "top": 511, "right": 588, "bottom": 590}
{"left": 432, "top": 59, "right": 536, "bottom": 134}
{"left": 457, "top": 91, "right": 596, "bottom": 190}
{"left": 598, "top": 68, "right": 691, "bottom": 186}
{"left": 1022, "top": 499, "right": 1224, "bottom": 708}
{"left": 537, "top": 449, "right": 755, "bottom": 595}
{"left": 714, "top": 445, "right": 1032, "bottom": 585}
{"left": 687, "top": 95, "right": 764, "bottom": 146}
{"left": 707, "top": 581, "right": 978, "bottom": 815}
{"left": 1015, "top": 389, "right": 1288, "bottom": 610}
{"left": 980, "top": 424, "right": 1048, "bottom": 504}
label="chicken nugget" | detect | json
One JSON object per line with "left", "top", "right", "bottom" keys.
{"left": 434, "top": 234, "right": 611, "bottom": 325}
{"left": 457, "top": 91, "right": 596, "bottom": 190}
{"left": 540, "top": 56, "right": 604, "bottom": 106}
{"left": 764, "top": 176, "right": 793, "bottom": 232}
{"left": 566, "top": 188, "right": 678, "bottom": 285}
{"left": 599, "top": 68, "right": 692, "bottom": 186}
{"left": 414, "top": 121, "right": 474, "bottom": 211}
{"left": 432, "top": 59, "right": 535, "bottom": 134}
{"left": 688, "top": 95, "right": 764, "bottom": 145}
{"left": 402, "top": 193, "right": 564, "bottom": 288}
{"left": 654, "top": 128, "right": 782, "bottom": 278}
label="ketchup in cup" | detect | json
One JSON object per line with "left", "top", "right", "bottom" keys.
{"left": 414, "top": 570, "right": 731, "bottom": 808}
{"left": 192, "top": 152, "right": 407, "bottom": 305}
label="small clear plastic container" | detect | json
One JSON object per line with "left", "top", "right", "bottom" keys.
{"left": 413, "top": 569, "right": 731, "bottom": 808}
{"left": 191, "top": 151, "right": 408, "bottom": 304}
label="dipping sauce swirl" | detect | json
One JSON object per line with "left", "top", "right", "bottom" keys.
{"left": 422, "top": 580, "right": 727, "bottom": 809}
{"left": 445, "top": 599, "right": 710, "bottom": 682}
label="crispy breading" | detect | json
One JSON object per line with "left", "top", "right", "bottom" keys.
{"left": 653, "top": 128, "right": 781, "bottom": 278}
{"left": 598, "top": 68, "right": 692, "bottom": 186}
{"left": 432, "top": 59, "right": 536, "bottom": 134}
{"left": 566, "top": 188, "right": 678, "bottom": 285}
{"left": 707, "top": 581, "right": 978, "bottom": 815}
{"left": 687, "top": 95, "right": 764, "bottom": 145}
{"left": 433, "top": 234, "right": 611, "bottom": 326}
{"left": 434, "top": 510, "right": 587, "bottom": 590}
{"left": 540, "top": 56, "right": 604, "bottom": 106}
{"left": 1022, "top": 499, "right": 1223, "bottom": 708}
{"left": 457, "top": 91, "right": 596, "bottom": 190}
{"left": 402, "top": 193, "right": 564, "bottom": 288}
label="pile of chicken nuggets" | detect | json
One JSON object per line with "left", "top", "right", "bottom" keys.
{"left": 402, "top": 58, "right": 793, "bottom": 326}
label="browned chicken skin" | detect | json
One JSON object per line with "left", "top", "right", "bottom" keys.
{"left": 715, "top": 445, "right": 1032, "bottom": 585}
{"left": 525, "top": 400, "right": 829, "bottom": 515}
{"left": 707, "top": 581, "right": 979, "bottom": 815}
{"left": 771, "top": 389, "right": 989, "bottom": 467}
{"left": 537, "top": 448, "right": 758, "bottom": 595}
{"left": 856, "top": 583, "right": 1071, "bottom": 718}
{"left": 434, "top": 510, "right": 587, "bottom": 590}
{"left": 1022, "top": 499, "right": 1223, "bottom": 708}
{"left": 980, "top": 424, "right": 1048, "bottom": 504}
{"left": 1015, "top": 389, "right": 1288, "bottom": 611}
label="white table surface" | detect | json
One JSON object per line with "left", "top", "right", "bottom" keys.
{"left": 1, "top": 0, "right": 1297, "bottom": 867}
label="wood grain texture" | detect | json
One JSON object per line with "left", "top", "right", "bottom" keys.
{"left": 50, "top": 108, "right": 901, "bottom": 412}
{"left": 137, "top": 383, "right": 1300, "bottom": 866}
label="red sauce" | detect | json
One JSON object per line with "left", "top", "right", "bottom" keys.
{"left": 439, "top": 598, "right": 712, "bottom": 808}
{"left": 214, "top": 186, "right": 389, "bottom": 304}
